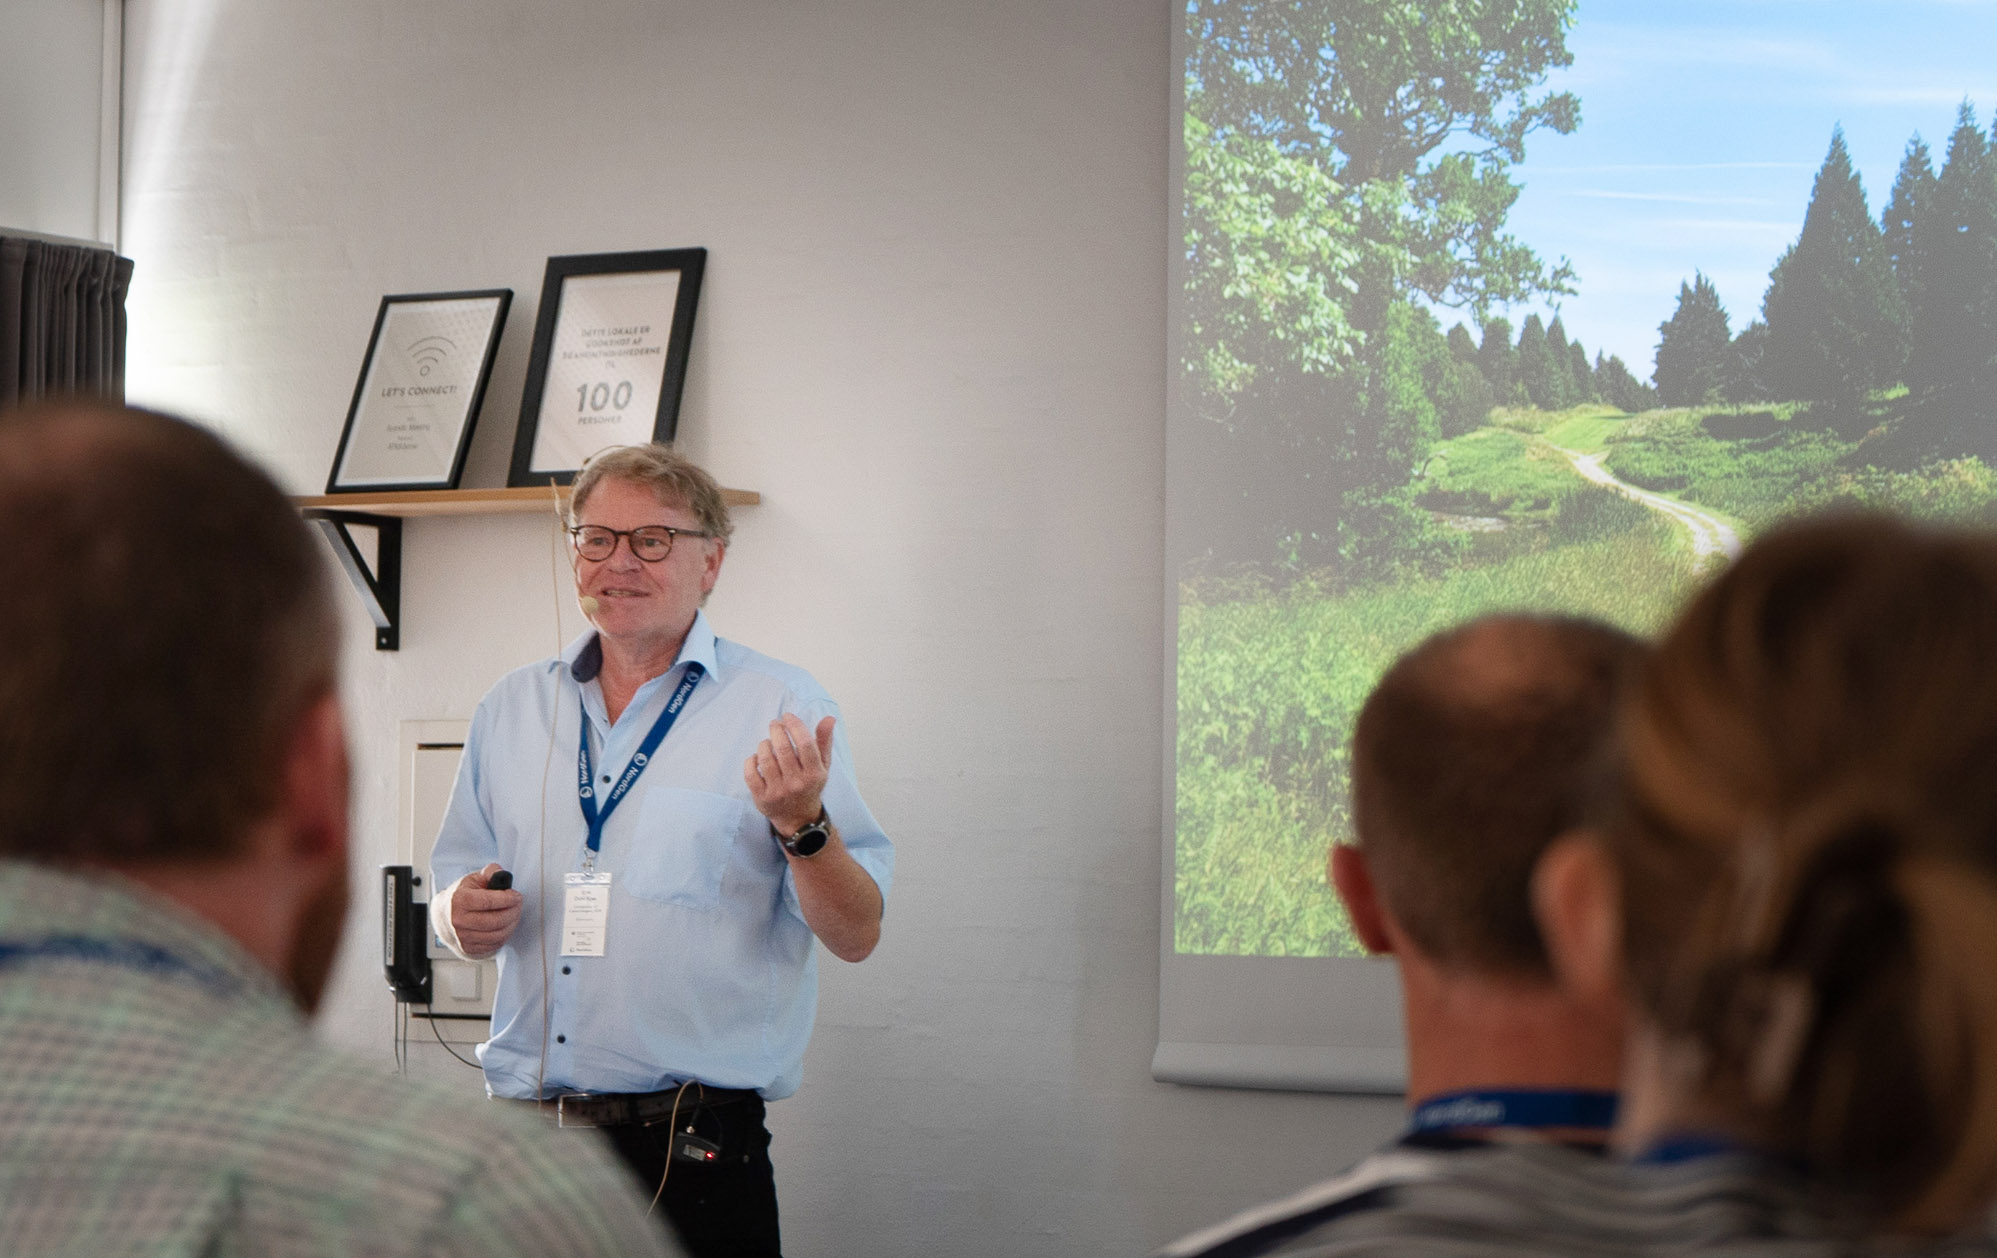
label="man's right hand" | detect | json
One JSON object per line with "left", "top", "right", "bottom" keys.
{"left": 452, "top": 862, "right": 523, "bottom": 959}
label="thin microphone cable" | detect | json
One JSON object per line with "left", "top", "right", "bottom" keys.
{"left": 531, "top": 474, "right": 572, "bottom": 1109}
{"left": 647, "top": 1081, "right": 696, "bottom": 1216}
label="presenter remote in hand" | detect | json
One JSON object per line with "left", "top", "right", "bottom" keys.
{"left": 429, "top": 446, "right": 892, "bottom": 1258}
{"left": 448, "top": 864, "right": 521, "bottom": 958}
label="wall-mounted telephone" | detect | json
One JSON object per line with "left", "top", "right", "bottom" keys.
{"left": 382, "top": 865, "right": 432, "bottom": 1004}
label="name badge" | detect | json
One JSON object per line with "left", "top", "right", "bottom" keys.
{"left": 561, "top": 872, "right": 613, "bottom": 956}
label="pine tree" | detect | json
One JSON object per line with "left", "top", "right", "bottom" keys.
{"left": 1595, "top": 352, "right": 1654, "bottom": 413}
{"left": 1882, "top": 136, "right": 1936, "bottom": 337}
{"left": 1517, "top": 314, "right": 1564, "bottom": 409}
{"left": 1544, "top": 318, "right": 1578, "bottom": 409}
{"left": 1446, "top": 323, "right": 1480, "bottom": 365}
{"left": 1724, "top": 321, "right": 1771, "bottom": 403}
{"left": 1478, "top": 317, "right": 1522, "bottom": 405}
{"left": 1567, "top": 339, "right": 1594, "bottom": 403}
{"left": 1654, "top": 273, "right": 1732, "bottom": 407}
{"left": 1761, "top": 129, "right": 1906, "bottom": 420}
{"left": 1909, "top": 104, "right": 1997, "bottom": 402}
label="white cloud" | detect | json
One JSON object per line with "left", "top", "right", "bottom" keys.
{"left": 1526, "top": 162, "right": 1812, "bottom": 174}
{"left": 1564, "top": 189, "right": 1777, "bottom": 206}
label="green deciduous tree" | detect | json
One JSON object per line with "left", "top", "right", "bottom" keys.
{"left": 1344, "top": 302, "right": 1478, "bottom": 565}
{"left": 1180, "top": 110, "right": 1378, "bottom": 560}
{"left": 1188, "top": 0, "right": 1579, "bottom": 322}
{"left": 1182, "top": 109, "right": 1470, "bottom": 568}
{"left": 1654, "top": 273, "right": 1732, "bottom": 407}
{"left": 1182, "top": 112, "right": 1367, "bottom": 415}
{"left": 1179, "top": 1, "right": 1583, "bottom": 571}
{"left": 1761, "top": 129, "right": 1906, "bottom": 422}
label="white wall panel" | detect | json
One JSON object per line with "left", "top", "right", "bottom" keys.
{"left": 0, "top": 0, "right": 116, "bottom": 243}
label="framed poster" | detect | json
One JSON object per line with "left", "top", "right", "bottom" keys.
{"left": 507, "top": 248, "right": 706, "bottom": 486}
{"left": 326, "top": 290, "right": 512, "bottom": 493}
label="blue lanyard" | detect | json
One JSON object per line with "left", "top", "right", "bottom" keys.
{"left": 578, "top": 662, "right": 705, "bottom": 856}
{"left": 1636, "top": 1133, "right": 1740, "bottom": 1165}
{"left": 0, "top": 934, "right": 242, "bottom": 998}
{"left": 1406, "top": 1089, "right": 1618, "bottom": 1137}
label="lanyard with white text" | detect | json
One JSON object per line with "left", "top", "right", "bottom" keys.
{"left": 577, "top": 662, "right": 705, "bottom": 867}
{"left": 1405, "top": 1088, "right": 1618, "bottom": 1137}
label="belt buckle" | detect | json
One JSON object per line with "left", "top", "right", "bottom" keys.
{"left": 555, "top": 1091, "right": 599, "bottom": 1129}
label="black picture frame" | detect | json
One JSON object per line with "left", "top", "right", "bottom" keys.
{"left": 325, "top": 289, "right": 512, "bottom": 494}
{"left": 507, "top": 248, "right": 707, "bottom": 487}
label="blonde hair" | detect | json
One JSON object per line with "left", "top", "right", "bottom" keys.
{"left": 568, "top": 444, "right": 733, "bottom": 545}
{"left": 1609, "top": 514, "right": 1997, "bottom": 1233}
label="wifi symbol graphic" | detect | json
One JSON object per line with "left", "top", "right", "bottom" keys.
{"left": 408, "top": 336, "right": 457, "bottom": 377}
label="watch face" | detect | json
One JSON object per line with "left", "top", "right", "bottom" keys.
{"left": 789, "top": 825, "right": 829, "bottom": 858}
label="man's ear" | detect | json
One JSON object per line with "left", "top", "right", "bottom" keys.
{"left": 1330, "top": 844, "right": 1394, "bottom": 955}
{"left": 1532, "top": 832, "right": 1623, "bottom": 1004}
{"left": 700, "top": 540, "right": 726, "bottom": 598}
{"left": 280, "top": 693, "right": 350, "bottom": 864}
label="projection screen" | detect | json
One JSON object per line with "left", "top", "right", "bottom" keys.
{"left": 1160, "top": 0, "right": 1997, "bottom": 1091}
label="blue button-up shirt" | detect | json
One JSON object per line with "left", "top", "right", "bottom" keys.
{"left": 431, "top": 611, "right": 893, "bottom": 1100}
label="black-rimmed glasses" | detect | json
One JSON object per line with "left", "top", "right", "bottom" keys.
{"left": 568, "top": 524, "right": 712, "bottom": 563}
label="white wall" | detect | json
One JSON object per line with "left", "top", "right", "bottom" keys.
{"left": 118, "top": 2, "right": 1403, "bottom": 1253}
{"left": 0, "top": 0, "right": 117, "bottom": 243}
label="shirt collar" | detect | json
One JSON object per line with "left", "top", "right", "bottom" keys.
{"left": 562, "top": 609, "right": 721, "bottom": 684}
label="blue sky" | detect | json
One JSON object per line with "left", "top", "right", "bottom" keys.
{"left": 1484, "top": 0, "right": 1997, "bottom": 373}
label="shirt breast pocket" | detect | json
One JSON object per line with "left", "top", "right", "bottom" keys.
{"left": 622, "top": 787, "right": 757, "bottom": 908}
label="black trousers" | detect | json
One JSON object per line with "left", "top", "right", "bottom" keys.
{"left": 602, "top": 1095, "right": 782, "bottom": 1258}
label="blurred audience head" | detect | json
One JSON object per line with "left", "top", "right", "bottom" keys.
{"left": 1347, "top": 613, "right": 1644, "bottom": 975}
{"left": 1586, "top": 514, "right": 1997, "bottom": 1231}
{"left": 0, "top": 398, "right": 345, "bottom": 1007}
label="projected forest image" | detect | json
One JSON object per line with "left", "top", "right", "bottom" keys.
{"left": 1174, "top": 0, "right": 1997, "bottom": 955}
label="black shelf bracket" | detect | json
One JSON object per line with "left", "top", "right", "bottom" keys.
{"left": 305, "top": 510, "right": 403, "bottom": 650}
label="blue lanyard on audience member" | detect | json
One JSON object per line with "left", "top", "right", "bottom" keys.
{"left": 1635, "top": 1133, "right": 1739, "bottom": 1164}
{"left": 0, "top": 935, "right": 242, "bottom": 998}
{"left": 1405, "top": 1089, "right": 1618, "bottom": 1137}
{"left": 577, "top": 662, "right": 705, "bottom": 861}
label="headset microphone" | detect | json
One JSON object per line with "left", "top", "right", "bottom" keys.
{"left": 580, "top": 596, "right": 600, "bottom": 616}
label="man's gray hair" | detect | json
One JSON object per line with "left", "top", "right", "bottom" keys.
{"left": 568, "top": 444, "right": 734, "bottom": 545}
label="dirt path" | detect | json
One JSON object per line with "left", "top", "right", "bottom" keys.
{"left": 1557, "top": 447, "right": 1742, "bottom": 569}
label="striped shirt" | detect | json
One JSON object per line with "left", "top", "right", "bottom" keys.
{"left": 1156, "top": 1139, "right": 1997, "bottom": 1258}
{"left": 0, "top": 861, "right": 680, "bottom": 1257}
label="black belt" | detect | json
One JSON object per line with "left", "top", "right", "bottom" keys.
{"left": 521, "top": 1084, "right": 761, "bottom": 1129}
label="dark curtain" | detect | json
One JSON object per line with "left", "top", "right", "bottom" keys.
{"left": 0, "top": 234, "right": 134, "bottom": 408}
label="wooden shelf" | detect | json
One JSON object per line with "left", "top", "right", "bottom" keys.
{"left": 293, "top": 485, "right": 760, "bottom": 517}
{"left": 295, "top": 485, "right": 760, "bottom": 650}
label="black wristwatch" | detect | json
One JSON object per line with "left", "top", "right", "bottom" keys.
{"left": 775, "top": 810, "right": 831, "bottom": 859}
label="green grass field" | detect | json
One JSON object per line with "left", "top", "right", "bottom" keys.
{"left": 1176, "top": 401, "right": 1997, "bottom": 957}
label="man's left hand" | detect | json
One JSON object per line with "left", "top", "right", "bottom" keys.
{"left": 747, "top": 714, "right": 836, "bottom": 835}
